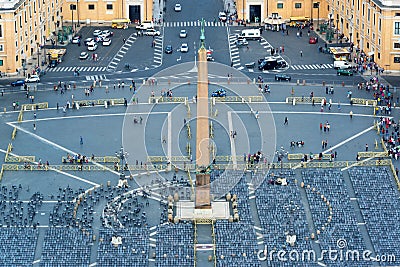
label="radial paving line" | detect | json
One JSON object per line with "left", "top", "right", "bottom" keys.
{"left": 167, "top": 112, "right": 172, "bottom": 164}
{"left": 227, "top": 112, "right": 237, "bottom": 168}
{"left": 6, "top": 123, "right": 119, "bottom": 176}
{"left": 0, "top": 148, "right": 99, "bottom": 186}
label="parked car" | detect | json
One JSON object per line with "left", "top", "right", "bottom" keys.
{"left": 218, "top": 12, "right": 227, "bottom": 22}
{"left": 211, "top": 89, "right": 227, "bottom": 97}
{"left": 275, "top": 74, "right": 291, "bottom": 81}
{"left": 180, "top": 43, "right": 189, "bottom": 53}
{"left": 11, "top": 80, "right": 25, "bottom": 87}
{"left": 144, "top": 28, "right": 161, "bottom": 36}
{"left": 180, "top": 29, "right": 187, "bottom": 38}
{"left": 102, "top": 38, "right": 112, "bottom": 46}
{"left": 258, "top": 59, "right": 278, "bottom": 70}
{"left": 165, "top": 45, "right": 173, "bottom": 54}
{"left": 309, "top": 37, "right": 318, "bottom": 44}
{"left": 71, "top": 36, "right": 80, "bottom": 44}
{"left": 337, "top": 69, "right": 353, "bottom": 76}
{"left": 84, "top": 38, "right": 94, "bottom": 46}
{"left": 79, "top": 51, "right": 89, "bottom": 60}
{"left": 25, "top": 75, "right": 40, "bottom": 83}
{"left": 93, "top": 29, "right": 102, "bottom": 36}
{"left": 174, "top": 3, "right": 182, "bottom": 11}
{"left": 87, "top": 41, "right": 98, "bottom": 51}
{"left": 102, "top": 30, "right": 113, "bottom": 37}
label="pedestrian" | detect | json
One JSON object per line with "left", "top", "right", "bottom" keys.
{"left": 33, "top": 123, "right": 36, "bottom": 131}
{"left": 284, "top": 117, "right": 288, "bottom": 125}
{"left": 320, "top": 122, "right": 323, "bottom": 131}
{"left": 300, "top": 50, "right": 303, "bottom": 57}
{"left": 350, "top": 111, "right": 353, "bottom": 119}
{"left": 337, "top": 101, "right": 341, "bottom": 110}
{"left": 396, "top": 167, "right": 399, "bottom": 177}
{"left": 33, "top": 112, "right": 37, "bottom": 120}
{"left": 322, "top": 140, "right": 325, "bottom": 149}
{"left": 80, "top": 136, "right": 83, "bottom": 145}
{"left": 365, "top": 144, "right": 369, "bottom": 151}
{"left": 123, "top": 38, "right": 126, "bottom": 43}
{"left": 162, "top": 136, "right": 166, "bottom": 143}
{"left": 56, "top": 103, "right": 59, "bottom": 110}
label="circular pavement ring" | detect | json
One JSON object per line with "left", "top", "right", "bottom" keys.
{"left": 122, "top": 61, "right": 277, "bottom": 200}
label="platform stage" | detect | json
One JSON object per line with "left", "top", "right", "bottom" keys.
{"left": 176, "top": 201, "right": 230, "bottom": 220}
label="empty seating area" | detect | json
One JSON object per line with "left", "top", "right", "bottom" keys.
{"left": 0, "top": 185, "right": 43, "bottom": 227}
{"left": 254, "top": 170, "right": 312, "bottom": 259}
{"left": 348, "top": 167, "right": 400, "bottom": 264}
{"left": 0, "top": 228, "right": 38, "bottom": 266}
{"left": 96, "top": 227, "right": 150, "bottom": 266}
{"left": 155, "top": 222, "right": 194, "bottom": 267}
{"left": 40, "top": 228, "right": 92, "bottom": 266}
{"left": 214, "top": 221, "right": 260, "bottom": 267}
{"left": 302, "top": 169, "right": 368, "bottom": 267}
{"left": 210, "top": 170, "right": 246, "bottom": 200}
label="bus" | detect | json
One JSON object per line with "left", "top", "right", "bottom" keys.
{"left": 111, "top": 19, "right": 131, "bottom": 29}
{"left": 289, "top": 16, "right": 310, "bottom": 27}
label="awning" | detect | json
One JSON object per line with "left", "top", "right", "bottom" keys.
{"left": 264, "top": 18, "right": 287, "bottom": 25}
{"left": 368, "top": 51, "right": 374, "bottom": 56}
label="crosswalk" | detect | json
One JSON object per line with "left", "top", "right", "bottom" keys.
{"left": 85, "top": 74, "right": 108, "bottom": 81}
{"left": 107, "top": 34, "right": 137, "bottom": 71}
{"left": 163, "top": 21, "right": 227, "bottom": 27}
{"left": 46, "top": 66, "right": 107, "bottom": 72}
{"left": 228, "top": 34, "right": 241, "bottom": 68}
{"left": 291, "top": 63, "right": 333, "bottom": 70}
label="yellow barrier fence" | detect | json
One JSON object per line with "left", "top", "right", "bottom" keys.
{"left": 187, "top": 169, "right": 195, "bottom": 196}
{"left": 357, "top": 151, "right": 388, "bottom": 158}
{"left": 214, "top": 96, "right": 263, "bottom": 102}
{"left": 148, "top": 96, "right": 188, "bottom": 103}
{"left": 73, "top": 98, "right": 125, "bottom": 107}
{"left": 17, "top": 110, "right": 24, "bottom": 122}
{"left": 286, "top": 96, "right": 326, "bottom": 104}
{"left": 62, "top": 156, "right": 119, "bottom": 163}
{"left": 0, "top": 166, "right": 3, "bottom": 181}
{"left": 147, "top": 155, "right": 242, "bottom": 163}
{"left": 288, "top": 153, "right": 331, "bottom": 160}
{"left": 350, "top": 98, "right": 377, "bottom": 106}
{"left": 11, "top": 128, "right": 17, "bottom": 140}
{"left": 5, "top": 155, "right": 35, "bottom": 163}
{"left": 389, "top": 162, "right": 400, "bottom": 191}
{"left": 1, "top": 164, "right": 168, "bottom": 172}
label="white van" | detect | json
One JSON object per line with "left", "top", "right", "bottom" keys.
{"left": 333, "top": 61, "right": 351, "bottom": 69}
{"left": 241, "top": 28, "right": 261, "bottom": 40}
{"left": 136, "top": 21, "right": 153, "bottom": 30}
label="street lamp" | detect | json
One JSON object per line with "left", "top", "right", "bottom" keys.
{"left": 36, "top": 42, "right": 40, "bottom": 69}
{"left": 70, "top": 4, "right": 75, "bottom": 33}
{"left": 76, "top": 0, "right": 80, "bottom": 27}
{"left": 115, "top": 147, "right": 129, "bottom": 180}
{"left": 336, "top": 19, "right": 339, "bottom": 44}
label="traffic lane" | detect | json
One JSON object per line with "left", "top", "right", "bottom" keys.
{"left": 113, "top": 34, "right": 159, "bottom": 71}
{"left": 247, "top": 71, "right": 364, "bottom": 86}
{"left": 203, "top": 27, "right": 230, "bottom": 66}
{"left": 61, "top": 27, "right": 136, "bottom": 67}
{"left": 163, "top": 0, "right": 223, "bottom": 22}
{"left": 261, "top": 27, "right": 333, "bottom": 66}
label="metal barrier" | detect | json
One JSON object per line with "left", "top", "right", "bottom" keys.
{"left": 288, "top": 153, "right": 331, "bottom": 160}
{"left": 350, "top": 98, "right": 377, "bottom": 106}
{"left": 5, "top": 155, "right": 35, "bottom": 163}
{"left": 148, "top": 96, "right": 188, "bottom": 103}
{"left": 214, "top": 96, "right": 263, "bottom": 102}
{"left": 187, "top": 169, "right": 195, "bottom": 197}
{"left": 286, "top": 96, "right": 325, "bottom": 104}
{"left": 11, "top": 128, "right": 17, "bottom": 140}
{"left": 357, "top": 151, "right": 388, "bottom": 158}
{"left": 389, "top": 162, "right": 400, "bottom": 191}
{"left": 147, "top": 155, "right": 242, "bottom": 163}
{"left": 1, "top": 164, "right": 168, "bottom": 172}
{"left": 62, "top": 156, "right": 119, "bottom": 163}
{"left": 22, "top": 102, "right": 48, "bottom": 111}
{"left": 74, "top": 98, "right": 125, "bottom": 107}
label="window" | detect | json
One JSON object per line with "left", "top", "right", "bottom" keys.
{"left": 394, "top": 42, "right": 400, "bottom": 49}
{"left": 107, "top": 4, "right": 113, "bottom": 10}
{"left": 0, "top": 25, "right": 2, "bottom": 38}
{"left": 396, "top": 13, "right": 400, "bottom": 16}
{"left": 378, "top": 53, "right": 380, "bottom": 59}
{"left": 395, "top": 22, "right": 400, "bottom": 35}
{"left": 277, "top": 3, "right": 283, "bottom": 8}
{"left": 395, "top": 57, "right": 400, "bottom": 63}
{"left": 0, "top": 60, "right": 3, "bottom": 66}
{"left": 88, "top": 4, "right": 95, "bottom": 10}
{"left": 295, "top": 3, "right": 302, "bottom": 8}
{"left": 0, "top": 45, "right": 3, "bottom": 51}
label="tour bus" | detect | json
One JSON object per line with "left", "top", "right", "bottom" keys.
{"left": 111, "top": 19, "right": 131, "bottom": 29}
{"left": 241, "top": 28, "right": 261, "bottom": 40}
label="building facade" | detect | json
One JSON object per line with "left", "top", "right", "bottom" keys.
{"left": 0, "top": 0, "right": 63, "bottom": 75}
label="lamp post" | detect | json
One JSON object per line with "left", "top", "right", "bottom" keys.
{"left": 336, "top": 19, "right": 339, "bottom": 44}
{"left": 76, "top": 0, "right": 80, "bottom": 27}
{"left": 316, "top": 2, "right": 320, "bottom": 31}
{"left": 115, "top": 147, "right": 129, "bottom": 180}
{"left": 70, "top": 4, "right": 74, "bottom": 33}
{"left": 36, "top": 42, "right": 40, "bottom": 69}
